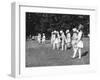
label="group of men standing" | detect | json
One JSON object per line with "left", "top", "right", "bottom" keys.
{"left": 51, "top": 27, "right": 83, "bottom": 59}
{"left": 37, "top": 24, "right": 84, "bottom": 59}
{"left": 51, "top": 29, "right": 71, "bottom": 51}
{"left": 37, "top": 33, "right": 46, "bottom": 44}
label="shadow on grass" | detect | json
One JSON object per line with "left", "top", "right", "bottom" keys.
{"left": 74, "top": 51, "right": 88, "bottom": 59}
{"left": 82, "top": 51, "right": 88, "bottom": 57}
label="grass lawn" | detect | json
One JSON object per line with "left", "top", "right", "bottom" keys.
{"left": 26, "top": 37, "right": 90, "bottom": 67}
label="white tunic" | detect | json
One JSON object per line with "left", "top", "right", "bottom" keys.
{"left": 77, "top": 31, "right": 83, "bottom": 48}
{"left": 51, "top": 34, "right": 56, "bottom": 44}
{"left": 72, "top": 32, "right": 78, "bottom": 48}
{"left": 66, "top": 33, "right": 71, "bottom": 43}
{"left": 61, "top": 33, "right": 66, "bottom": 44}
{"left": 42, "top": 35, "right": 46, "bottom": 42}
{"left": 37, "top": 34, "right": 41, "bottom": 43}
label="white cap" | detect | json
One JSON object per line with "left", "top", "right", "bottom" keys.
{"left": 66, "top": 30, "right": 69, "bottom": 33}
{"left": 72, "top": 28, "right": 77, "bottom": 32}
{"left": 76, "top": 30, "right": 79, "bottom": 33}
{"left": 60, "top": 30, "right": 63, "bottom": 33}
{"left": 54, "top": 30, "right": 56, "bottom": 33}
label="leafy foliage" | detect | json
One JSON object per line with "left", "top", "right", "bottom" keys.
{"left": 26, "top": 12, "right": 89, "bottom": 37}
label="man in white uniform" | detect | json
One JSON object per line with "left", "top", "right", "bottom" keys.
{"left": 60, "top": 30, "right": 66, "bottom": 51}
{"left": 52, "top": 30, "right": 60, "bottom": 50}
{"left": 42, "top": 33, "right": 46, "bottom": 44}
{"left": 52, "top": 30, "right": 56, "bottom": 50}
{"left": 51, "top": 31, "right": 55, "bottom": 45}
{"left": 72, "top": 26, "right": 83, "bottom": 59}
{"left": 77, "top": 29, "right": 83, "bottom": 59}
{"left": 65, "top": 30, "right": 71, "bottom": 50}
{"left": 56, "top": 31, "right": 61, "bottom": 50}
{"left": 72, "top": 28, "right": 78, "bottom": 58}
{"left": 37, "top": 33, "right": 41, "bottom": 43}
